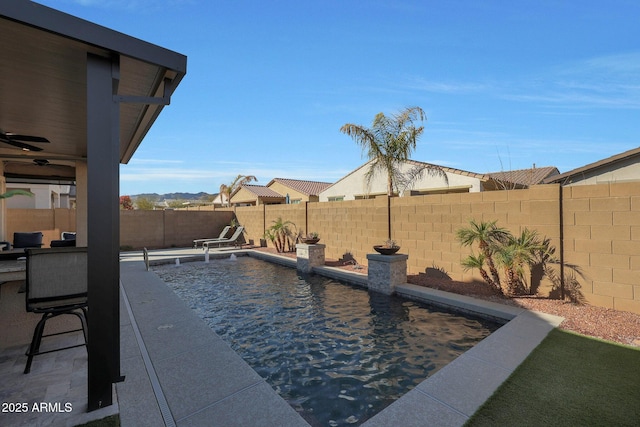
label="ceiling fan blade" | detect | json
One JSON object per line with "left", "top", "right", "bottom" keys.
{"left": 5, "top": 133, "right": 50, "bottom": 143}
{"left": 0, "top": 137, "right": 44, "bottom": 151}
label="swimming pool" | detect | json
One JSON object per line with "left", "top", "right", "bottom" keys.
{"left": 153, "top": 257, "right": 501, "bottom": 426}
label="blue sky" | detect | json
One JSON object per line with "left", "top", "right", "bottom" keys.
{"left": 34, "top": 0, "right": 640, "bottom": 195}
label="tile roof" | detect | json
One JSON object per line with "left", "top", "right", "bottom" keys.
{"left": 488, "top": 166, "right": 559, "bottom": 186}
{"left": 405, "top": 159, "right": 491, "bottom": 180}
{"left": 240, "top": 185, "right": 284, "bottom": 198}
{"left": 268, "top": 178, "right": 332, "bottom": 196}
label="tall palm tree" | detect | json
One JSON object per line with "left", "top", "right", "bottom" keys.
{"left": 340, "top": 106, "right": 446, "bottom": 197}
{"left": 219, "top": 174, "right": 257, "bottom": 207}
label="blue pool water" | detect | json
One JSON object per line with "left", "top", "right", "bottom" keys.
{"left": 153, "top": 257, "right": 501, "bottom": 426}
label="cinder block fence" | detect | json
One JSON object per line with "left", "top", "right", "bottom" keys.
{"left": 7, "top": 182, "right": 640, "bottom": 315}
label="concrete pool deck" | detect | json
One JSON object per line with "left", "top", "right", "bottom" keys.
{"left": 117, "top": 247, "right": 563, "bottom": 426}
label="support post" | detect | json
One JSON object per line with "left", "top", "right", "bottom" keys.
{"left": 86, "top": 53, "right": 121, "bottom": 411}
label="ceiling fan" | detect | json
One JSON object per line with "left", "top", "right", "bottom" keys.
{"left": 33, "top": 159, "right": 53, "bottom": 166}
{"left": 3, "top": 158, "right": 76, "bottom": 181}
{"left": 0, "top": 129, "right": 50, "bottom": 151}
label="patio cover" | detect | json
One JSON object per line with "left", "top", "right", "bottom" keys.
{"left": 0, "top": 1, "right": 187, "bottom": 411}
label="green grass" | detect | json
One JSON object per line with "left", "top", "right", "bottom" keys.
{"left": 466, "top": 329, "right": 640, "bottom": 426}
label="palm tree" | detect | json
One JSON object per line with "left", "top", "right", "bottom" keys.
{"left": 0, "top": 189, "right": 33, "bottom": 199}
{"left": 340, "top": 106, "right": 446, "bottom": 197}
{"left": 219, "top": 174, "right": 257, "bottom": 207}
{"left": 460, "top": 253, "right": 496, "bottom": 291}
{"left": 264, "top": 217, "right": 296, "bottom": 253}
{"left": 456, "top": 220, "right": 510, "bottom": 290}
{"left": 494, "top": 228, "right": 546, "bottom": 295}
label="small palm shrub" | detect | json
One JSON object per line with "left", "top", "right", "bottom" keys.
{"left": 457, "top": 219, "right": 583, "bottom": 301}
{"left": 264, "top": 217, "right": 297, "bottom": 253}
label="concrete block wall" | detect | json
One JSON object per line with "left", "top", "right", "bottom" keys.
{"left": 6, "top": 208, "right": 76, "bottom": 247}
{"left": 234, "top": 204, "right": 308, "bottom": 248}
{"left": 119, "top": 209, "right": 233, "bottom": 249}
{"left": 264, "top": 204, "right": 307, "bottom": 246}
{"left": 7, "top": 181, "right": 640, "bottom": 314}
{"left": 164, "top": 210, "right": 233, "bottom": 247}
{"left": 563, "top": 182, "right": 640, "bottom": 313}
{"left": 389, "top": 186, "right": 560, "bottom": 286}
{"left": 120, "top": 210, "right": 165, "bottom": 248}
{"left": 233, "top": 206, "right": 264, "bottom": 245}
{"left": 309, "top": 198, "right": 389, "bottom": 264}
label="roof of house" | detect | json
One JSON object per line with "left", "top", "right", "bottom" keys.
{"left": 236, "top": 185, "right": 285, "bottom": 199}
{"left": 321, "top": 159, "right": 493, "bottom": 193}
{"left": 488, "top": 166, "right": 559, "bottom": 187}
{"left": 267, "top": 178, "right": 332, "bottom": 196}
{"left": 543, "top": 146, "right": 640, "bottom": 184}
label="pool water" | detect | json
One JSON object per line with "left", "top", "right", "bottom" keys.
{"left": 153, "top": 257, "right": 501, "bottom": 426}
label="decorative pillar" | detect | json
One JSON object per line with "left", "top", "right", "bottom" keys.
{"left": 296, "top": 243, "right": 325, "bottom": 273}
{"left": 366, "top": 253, "right": 408, "bottom": 295}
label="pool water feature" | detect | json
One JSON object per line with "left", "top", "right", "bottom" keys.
{"left": 153, "top": 257, "right": 501, "bottom": 426}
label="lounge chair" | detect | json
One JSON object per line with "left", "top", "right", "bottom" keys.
{"left": 193, "top": 225, "right": 231, "bottom": 248}
{"left": 23, "top": 247, "right": 88, "bottom": 374}
{"left": 202, "top": 226, "right": 244, "bottom": 249}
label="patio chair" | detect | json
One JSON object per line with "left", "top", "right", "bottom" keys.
{"left": 50, "top": 231, "right": 77, "bottom": 247}
{"left": 61, "top": 232, "right": 76, "bottom": 241}
{"left": 202, "top": 226, "right": 245, "bottom": 249}
{"left": 0, "top": 231, "right": 44, "bottom": 251}
{"left": 23, "top": 247, "right": 88, "bottom": 374}
{"left": 193, "top": 225, "right": 231, "bottom": 248}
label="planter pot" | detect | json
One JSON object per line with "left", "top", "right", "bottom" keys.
{"left": 300, "top": 238, "right": 320, "bottom": 244}
{"left": 373, "top": 245, "right": 400, "bottom": 255}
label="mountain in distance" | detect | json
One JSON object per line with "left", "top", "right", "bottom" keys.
{"left": 130, "top": 192, "right": 215, "bottom": 201}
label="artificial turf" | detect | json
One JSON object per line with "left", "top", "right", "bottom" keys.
{"left": 466, "top": 328, "right": 640, "bottom": 426}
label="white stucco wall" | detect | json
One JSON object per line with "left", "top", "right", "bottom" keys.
{"left": 319, "top": 162, "right": 483, "bottom": 202}
{"left": 562, "top": 160, "right": 640, "bottom": 186}
{"left": 5, "top": 183, "right": 72, "bottom": 209}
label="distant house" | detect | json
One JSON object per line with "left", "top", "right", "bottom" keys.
{"left": 266, "top": 178, "right": 332, "bottom": 203}
{"left": 229, "top": 178, "right": 332, "bottom": 206}
{"left": 5, "top": 182, "right": 75, "bottom": 209}
{"left": 212, "top": 192, "right": 228, "bottom": 207}
{"left": 544, "top": 146, "right": 640, "bottom": 186}
{"left": 319, "top": 159, "right": 514, "bottom": 202}
{"left": 488, "top": 166, "right": 559, "bottom": 188}
{"left": 230, "top": 184, "right": 286, "bottom": 206}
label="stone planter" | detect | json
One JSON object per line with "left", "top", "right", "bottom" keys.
{"left": 366, "top": 252, "right": 408, "bottom": 295}
{"left": 296, "top": 243, "right": 325, "bottom": 273}
{"left": 300, "top": 238, "right": 320, "bottom": 244}
{"left": 373, "top": 245, "right": 400, "bottom": 255}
